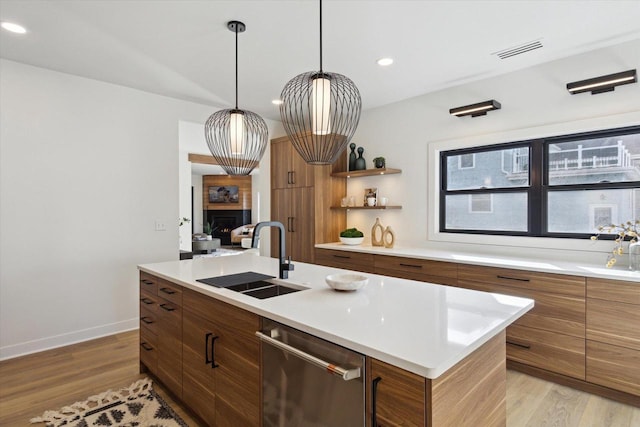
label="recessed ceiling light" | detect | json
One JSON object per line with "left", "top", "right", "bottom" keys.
{"left": 377, "top": 58, "right": 394, "bottom": 66}
{"left": 272, "top": 99, "right": 283, "bottom": 105}
{"left": 1, "top": 21, "right": 27, "bottom": 34}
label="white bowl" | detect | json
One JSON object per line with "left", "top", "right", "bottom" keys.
{"left": 339, "top": 236, "right": 364, "bottom": 245}
{"left": 325, "top": 273, "right": 368, "bottom": 291}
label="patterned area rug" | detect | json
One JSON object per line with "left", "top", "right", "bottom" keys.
{"left": 30, "top": 378, "right": 188, "bottom": 427}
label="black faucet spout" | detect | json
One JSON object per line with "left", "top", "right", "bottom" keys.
{"left": 251, "top": 221, "right": 294, "bottom": 279}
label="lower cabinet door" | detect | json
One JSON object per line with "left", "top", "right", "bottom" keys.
{"left": 587, "top": 340, "right": 640, "bottom": 396}
{"left": 182, "top": 311, "right": 218, "bottom": 425}
{"left": 157, "top": 298, "right": 183, "bottom": 398}
{"left": 370, "top": 358, "right": 426, "bottom": 426}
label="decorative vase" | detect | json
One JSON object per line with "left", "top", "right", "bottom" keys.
{"left": 382, "top": 226, "right": 395, "bottom": 248}
{"left": 371, "top": 218, "right": 384, "bottom": 247}
{"left": 348, "top": 143, "right": 357, "bottom": 171}
{"left": 629, "top": 241, "right": 640, "bottom": 272}
{"left": 355, "top": 147, "right": 366, "bottom": 170}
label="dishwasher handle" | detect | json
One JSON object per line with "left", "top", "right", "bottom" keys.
{"left": 255, "top": 331, "right": 361, "bottom": 381}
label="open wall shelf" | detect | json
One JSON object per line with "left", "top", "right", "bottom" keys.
{"left": 331, "top": 168, "right": 402, "bottom": 178}
{"left": 330, "top": 205, "right": 402, "bottom": 210}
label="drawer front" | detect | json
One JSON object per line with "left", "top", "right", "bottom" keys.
{"left": 587, "top": 277, "right": 640, "bottom": 305}
{"left": 458, "top": 280, "right": 585, "bottom": 338}
{"left": 374, "top": 255, "right": 457, "bottom": 285}
{"left": 140, "top": 326, "right": 157, "bottom": 373}
{"left": 587, "top": 298, "right": 640, "bottom": 350}
{"left": 507, "top": 324, "right": 585, "bottom": 380}
{"left": 157, "top": 297, "right": 182, "bottom": 337}
{"left": 139, "top": 290, "right": 159, "bottom": 314}
{"left": 157, "top": 280, "right": 183, "bottom": 305}
{"left": 587, "top": 340, "right": 640, "bottom": 396}
{"left": 140, "top": 272, "right": 159, "bottom": 295}
{"left": 458, "top": 264, "right": 585, "bottom": 297}
{"left": 314, "top": 248, "right": 374, "bottom": 273}
{"left": 140, "top": 304, "right": 158, "bottom": 335}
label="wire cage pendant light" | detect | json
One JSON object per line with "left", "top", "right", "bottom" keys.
{"left": 280, "top": 0, "right": 362, "bottom": 165}
{"left": 205, "top": 21, "right": 268, "bottom": 175}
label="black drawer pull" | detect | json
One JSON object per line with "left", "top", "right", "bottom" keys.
{"left": 507, "top": 340, "right": 531, "bottom": 349}
{"left": 140, "top": 297, "right": 154, "bottom": 305}
{"left": 159, "top": 287, "right": 177, "bottom": 295}
{"left": 497, "top": 275, "right": 530, "bottom": 282}
{"left": 140, "top": 317, "right": 154, "bottom": 324}
{"left": 333, "top": 254, "right": 351, "bottom": 259}
{"left": 141, "top": 280, "right": 154, "bottom": 286}
{"left": 205, "top": 333, "right": 219, "bottom": 369}
{"left": 399, "top": 263, "right": 422, "bottom": 269}
{"left": 159, "top": 304, "right": 176, "bottom": 312}
{"left": 140, "top": 342, "right": 153, "bottom": 351}
{"left": 372, "top": 376, "right": 382, "bottom": 426}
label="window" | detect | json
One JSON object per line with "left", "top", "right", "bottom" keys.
{"left": 440, "top": 125, "right": 640, "bottom": 238}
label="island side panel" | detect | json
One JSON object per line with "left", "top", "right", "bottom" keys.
{"left": 429, "top": 331, "right": 506, "bottom": 427}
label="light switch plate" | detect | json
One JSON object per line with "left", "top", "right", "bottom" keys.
{"left": 155, "top": 219, "right": 166, "bottom": 231}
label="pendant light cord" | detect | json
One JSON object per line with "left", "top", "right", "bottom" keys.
{"left": 234, "top": 23, "right": 239, "bottom": 110}
{"left": 319, "top": 0, "right": 323, "bottom": 73}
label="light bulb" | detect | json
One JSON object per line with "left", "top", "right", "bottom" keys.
{"left": 229, "top": 111, "right": 244, "bottom": 155}
{"left": 312, "top": 76, "right": 331, "bottom": 135}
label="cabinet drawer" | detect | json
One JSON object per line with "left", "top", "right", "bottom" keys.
{"left": 157, "top": 280, "right": 183, "bottom": 305}
{"left": 459, "top": 280, "right": 585, "bottom": 338}
{"left": 587, "top": 277, "right": 640, "bottom": 305}
{"left": 587, "top": 340, "right": 640, "bottom": 396}
{"left": 458, "top": 264, "right": 585, "bottom": 298}
{"left": 157, "top": 298, "right": 182, "bottom": 337}
{"left": 314, "top": 248, "right": 374, "bottom": 273}
{"left": 140, "top": 326, "right": 157, "bottom": 373}
{"left": 374, "top": 255, "right": 457, "bottom": 285}
{"left": 140, "top": 272, "right": 160, "bottom": 295}
{"left": 140, "top": 304, "right": 158, "bottom": 335}
{"left": 507, "top": 324, "right": 585, "bottom": 380}
{"left": 140, "top": 291, "right": 159, "bottom": 314}
{"left": 587, "top": 298, "right": 640, "bottom": 350}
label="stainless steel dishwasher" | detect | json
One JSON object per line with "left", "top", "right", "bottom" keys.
{"left": 256, "top": 319, "right": 365, "bottom": 426}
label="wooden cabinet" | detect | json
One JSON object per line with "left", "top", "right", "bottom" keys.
{"left": 457, "top": 264, "right": 586, "bottom": 380}
{"left": 139, "top": 272, "right": 183, "bottom": 398}
{"left": 182, "top": 288, "right": 261, "bottom": 426}
{"left": 373, "top": 255, "right": 458, "bottom": 285}
{"left": 586, "top": 278, "right": 640, "bottom": 396}
{"left": 270, "top": 136, "right": 346, "bottom": 264}
{"left": 314, "top": 248, "right": 374, "bottom": 272}
{"left": 367, "top": 331, "right": 506, "bottom": 427}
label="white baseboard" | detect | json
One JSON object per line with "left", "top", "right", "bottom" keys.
{"left": 0, "top": 318, "right": 139, "bottom": 361}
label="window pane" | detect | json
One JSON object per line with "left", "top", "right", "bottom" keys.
{"left": 547, "top": 188, "right": 639, "bottom": 233}
{"left": 445, "top": 193, "right": 527, "bottom": 231}
{"left": 446, "top": 147, "right": 529, "bottom": 190}
{"left": 547, "top": 132, "right": 640, "bottom": 185}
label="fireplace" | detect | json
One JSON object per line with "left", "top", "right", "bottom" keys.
{"left": 205, "top": 210, "right": 251, "bottom": 245}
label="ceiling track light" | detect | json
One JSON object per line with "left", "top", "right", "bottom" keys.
{"left": 204, "top": 21, "right": 268, "bottom": 176}
{"left": 566, "top": 69, "right": 637, "bottom": 95}
{"left": 279, "top": 0, "right": 362, "bottom": 165}
{"left": 449, "top": 100, "right": 501, "bottom": 118}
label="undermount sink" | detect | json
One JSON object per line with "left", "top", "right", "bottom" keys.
{"left": 196, "top": 272, "right": 308, "bottom": 299}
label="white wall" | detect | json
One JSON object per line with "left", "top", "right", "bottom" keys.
{"left": 0, "top": 60, "right": 217, "bottom": 359}
{"left": 346, "top": 39, "right": 640, "bottom": 262}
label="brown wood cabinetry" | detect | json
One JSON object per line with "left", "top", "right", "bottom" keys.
{"left": 314, "top": 248, "right": 374, "bottom": 272}
{"left": 586, "top": 278, "right": 640, "bottom": 396}
{"left": 457, "top": 264, "right": 586, "bottom": 380}
{"left": 367, "top": 331, "right": 506, "bottom": 427}
{"left": 182, "top": 288, "right": 261, "bottom": 426}
{"left": 270, "top": 136, "right": 346, "bottom": 264}
{"left": 373, "top": 255, "right": 458, "bottom": 285}
{"left": 139, "top": 272, "right": 183, "bottom": 398}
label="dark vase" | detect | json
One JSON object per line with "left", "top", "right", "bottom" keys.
{"left": 374, "top": 158, "right": 385, "bottom": 168}
{"left": 348, "top": 143, "right": 357, "bottom": 171}
{"left": 355, "top": 147, "right": 366, "bottom": 170}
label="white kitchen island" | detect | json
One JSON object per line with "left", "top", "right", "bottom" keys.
{"left": 139, "top": 252, "right": 533, "bottom": 426}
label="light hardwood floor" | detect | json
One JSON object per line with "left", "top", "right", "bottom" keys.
{"left": 1, "top": 330, "right": 638, "bottom": 426}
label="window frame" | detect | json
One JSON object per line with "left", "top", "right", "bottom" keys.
{"left": 440, "top": 125, "right": 640, "bottom": 239}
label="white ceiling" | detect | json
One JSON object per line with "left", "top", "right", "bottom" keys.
{"left": 2, "top": 0, "right": 640, "bottom": 124}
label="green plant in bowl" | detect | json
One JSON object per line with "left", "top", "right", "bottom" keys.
{"left": 340, "top": 228, "right": 364, "bottom": 245}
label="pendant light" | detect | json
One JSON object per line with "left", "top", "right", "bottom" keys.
{"left": 280, "top": 0, "right": 362, "bottom": 165}
{"left": 205, "top": 21, "right": 268, "bottom": 175}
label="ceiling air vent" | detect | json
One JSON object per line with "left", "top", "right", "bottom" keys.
{"left": 493, "top": 40, "right": 543, "bottom": 60}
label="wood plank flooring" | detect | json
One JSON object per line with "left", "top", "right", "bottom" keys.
{"left": 1, "top": 330, "right": 638, "bottom": 426}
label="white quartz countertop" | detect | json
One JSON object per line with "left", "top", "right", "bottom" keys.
{"left": 315, "top": 243, "right": 640, "bottom": 283}
{"left": 139, "top": 252, "right": 533, "bottom": 379}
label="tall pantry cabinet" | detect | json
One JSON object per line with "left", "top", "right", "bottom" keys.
{"left": 269, "top": 135, "right": 346, "bottom": 264}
